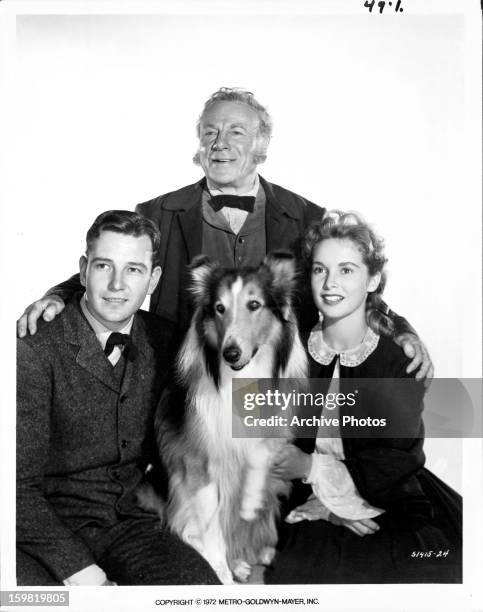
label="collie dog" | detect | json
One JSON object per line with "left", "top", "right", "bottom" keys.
{"left": 155, "top": 252, "right": 307, "bottom": 584}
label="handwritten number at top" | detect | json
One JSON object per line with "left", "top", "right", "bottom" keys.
{"left": 364, "top": 0, "right": 403, "bottom": 13}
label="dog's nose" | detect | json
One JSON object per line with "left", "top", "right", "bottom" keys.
{"left": 223, "top": 345, "right": 241, "bottom": 364}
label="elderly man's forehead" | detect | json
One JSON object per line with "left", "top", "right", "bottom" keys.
{"left": 200, "top": 101, "right": 260, "bottom": 127}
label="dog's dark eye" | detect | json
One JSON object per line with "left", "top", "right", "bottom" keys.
{"left": 247, "top": 300, "right": 262, "bottom": 312}
{"left": 215, "top": 303, "right": 225, "bottom": 314}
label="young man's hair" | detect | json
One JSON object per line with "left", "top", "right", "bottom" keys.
{"left": 86, "top": 210, "right": 161, "bottom": 267}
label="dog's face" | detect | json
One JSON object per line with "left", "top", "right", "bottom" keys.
{"left": 209, "top": 273, "right": 279, "bottom": 371}
{"left": 189, "top": 252, "right": 297, "bottom": 378}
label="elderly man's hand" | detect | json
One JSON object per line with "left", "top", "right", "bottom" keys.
{"left": 395, "top": 332, "right": 434, "bottom": 387}
{"left": 271, "top": 444, "right": 313, "bottom": 481}
{"left": 17, "top": 296, "right": 65, "bottom": 338}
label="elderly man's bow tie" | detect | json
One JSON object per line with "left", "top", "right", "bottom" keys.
{"left": 209, "top": 194, "right": 255, "bottom": 213}
{"left": 104, "top": 332, "right": 138, "bottom": 361}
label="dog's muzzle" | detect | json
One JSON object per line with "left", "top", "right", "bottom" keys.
{"left": 223, "top": 345, "right": 242, "bottom": 365}
{"left": 222, "top": 344, "right": 259, "bottom": 371}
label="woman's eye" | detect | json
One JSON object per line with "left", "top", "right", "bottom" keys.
{"left": 312, "top": 266, "right": 324, "bottom": 275}
{"left": 341, "top": 267, "right": 353, "bottom": 274}
{"left": 215, "top": 303, "right": 225, "bottom": 314}
{"left": 247, "top": 300, "right": 261, "bottom": 312}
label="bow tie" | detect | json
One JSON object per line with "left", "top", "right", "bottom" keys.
{"left": 104, "top": 332, "right": 138, "bottom": 361}
{"left": 209, "top": 194, "right": 255, "bottom": 213}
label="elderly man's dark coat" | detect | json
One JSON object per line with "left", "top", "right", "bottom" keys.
{"left": 16, "top": 299, "right": 170, "bottom": 582}
{"left": 136, "top": 176, "right": 325, "bottom": 329}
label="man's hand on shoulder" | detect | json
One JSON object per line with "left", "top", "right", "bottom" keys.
{"left": 395, "top": 332, "right": 434, "bottom": 387}
{"left": 17, "top": 296, "right": 65, "bottom": 338}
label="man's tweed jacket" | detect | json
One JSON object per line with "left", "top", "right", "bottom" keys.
{"left": 136, "top": 176, "right": 325, "bottom": 330}
{"left": 16, "top": 298, "right": 172, "bottom": 582}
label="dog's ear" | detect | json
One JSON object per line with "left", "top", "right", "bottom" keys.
{"left": 188, "top": 255, "right": 216, "bottom": 303}
{"left": 263, "top": 251, "right": 297, "bottom": 294}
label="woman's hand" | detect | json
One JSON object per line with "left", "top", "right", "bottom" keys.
{"left": 328, "top": 512, "right": 380, "bottom": 537}
{"left": 285, "top": 495, "right": 330, "bottom": 523}
{"left": 271, "top": 444, "right": 313, "bottom": 480}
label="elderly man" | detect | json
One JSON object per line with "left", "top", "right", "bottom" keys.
{"left": 17, "top": 87, "right": 431, "bottom": 377}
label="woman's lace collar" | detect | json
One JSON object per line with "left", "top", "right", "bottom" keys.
{"left": 308, "top": 323, "right": 380, "bottom": 367}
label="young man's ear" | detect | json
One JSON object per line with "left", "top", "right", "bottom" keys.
{"left": 147, "top": 266, "right": 162, "bottom": 295}
{"left": 367, "top": 271, "right": 381, "bottom": 293}
{"left": 79, "top": 255, "right": 88, "bottom": 287}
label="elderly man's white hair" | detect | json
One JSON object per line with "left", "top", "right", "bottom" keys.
{"left": 193, "top": 87, "right": 273, "bottom": 166}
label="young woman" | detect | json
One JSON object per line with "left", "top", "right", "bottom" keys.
{"left": 266, "top": 211, "right": 462, "bottom": 584}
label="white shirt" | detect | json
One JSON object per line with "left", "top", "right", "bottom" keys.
{"left": 207, "top": 174, "right": 260, "bottom": 235}
{"left": 80, "top": 294, "right": 133, "bottom": 366}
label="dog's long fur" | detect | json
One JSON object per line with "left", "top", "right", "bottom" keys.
{"left": 155, "top": 252, "right": 308, "bottom": 584}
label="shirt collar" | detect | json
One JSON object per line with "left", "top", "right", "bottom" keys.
{"left": 202, "top": 175, "right": 264, "bottom": 233}
{"left": 308, "top": 322, "right": 380, "bottom": 367}
{"left": 206, "top": 173, "right": 260, "bottom": 198}
{"left": 80, "top": 293, "right": 133, "bottom": 351}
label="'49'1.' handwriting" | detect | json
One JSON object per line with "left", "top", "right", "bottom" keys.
{"left": 364, "top": 0, "right": 404, "bottom": 13}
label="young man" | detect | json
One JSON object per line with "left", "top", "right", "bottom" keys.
{"left": 16, "top": 210, "right": 219, "bottom": 586}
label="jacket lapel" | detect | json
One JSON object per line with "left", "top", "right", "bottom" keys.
{"left": 62, "top": 301, "right": 121, "bottom": 394}
{"left": 118, "top": 314, "right": 150, "bottom": 397}
{"left": 173, "top": 179, "right": 204, "bottom": 262}
{"left": 261, "top": 176, "right": 301, "bottom": 253}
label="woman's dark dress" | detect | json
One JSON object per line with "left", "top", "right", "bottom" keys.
{"left": 266, "top": 332, "right": 462, "bottom": 584}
